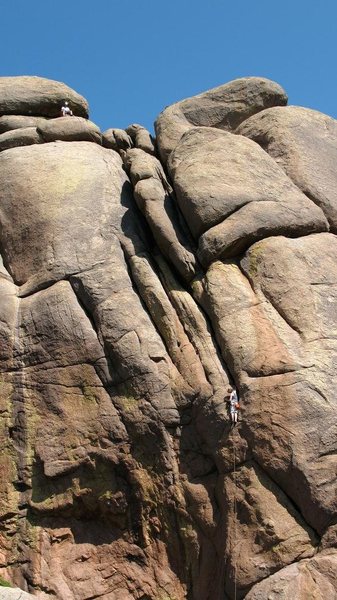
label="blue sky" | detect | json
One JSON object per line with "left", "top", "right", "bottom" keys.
{"left": 0, "top": 0, "right": 336, "bottom": 133}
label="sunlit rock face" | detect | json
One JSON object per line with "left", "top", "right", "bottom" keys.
{"left": 0, "top": 75, "right": 336, "bottom": 600}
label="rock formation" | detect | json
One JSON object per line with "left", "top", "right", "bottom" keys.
{"left": 0, "top": 75, "right": 336, "bottom": 599}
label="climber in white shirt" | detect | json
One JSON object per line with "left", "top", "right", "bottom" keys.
{"left": 229, "top": 388, "right": 240, "bottom": 425}
{"left": 60, "top": 101, "right": 73, "bottom": 117}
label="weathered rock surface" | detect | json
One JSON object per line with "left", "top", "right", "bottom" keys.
{"left": 0, "top": 115, "right": 48, "bottom": 133}
{"left": 194, "top": 233, "right": 337, "bottom": 537}
{"left": 0, "top": 589, "right": 42, "bottom": 599}
{"left": 102, "top": 127, "right": 133, "bottom": 151}
{"left": 0, "top": 142, "right": 124, "bottom": 289}
{"left": 222, "top": 462, "right": 316, "bottom": 598}
{"left": 167, "top": 127, "right": 328, "bottom": 264}
{"left": 1, "top": 75, "right": 337, "bottom": 600}
{"left": 126, "top": 123, "right": 156, "bottom": 155}
{"left": 198, "top": 198, "right": 327, "bottom": 266}
{"left": 0, "top": 76, "right": 88, "bottom": 118}
{"left": 245, "top": 551, "right": 337, "bottom": 600}
{"left": 37, "top": 116, "right": 102, "bottom": 144}
{"left": 123, "top": 147, "right": 197, "bottom": 281}
{"left": 155, "top": 76, "right": 287, "bottom": 162}
{"left": 0, "top": 127, "right": 42, "bottom": 152}
{"left": 237, "top": 105, "right": 337, "bottom": 231}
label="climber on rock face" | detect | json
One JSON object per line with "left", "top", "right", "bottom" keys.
{"left": 60, "top": 101, "right": 73, "bottom": 117}
{"left": 229, "top": 387, "right": 240, "bottom": 424}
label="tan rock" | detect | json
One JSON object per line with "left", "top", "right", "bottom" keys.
{"left": 102, "top": 127, "right": 133, "bottom": 151}
{"left": 0, "top": 115, "right": 48, "bottom": 133}
{"left": 37, "top": 116, "right": 102, "bottom": 144}
{"left": 25, "top": 532, "right": 186, "bottom": 600}
{"left": 198, "top": 195, "right": 327, "bottom": 266}
{"left": 195, "top": 233, "right": 337, "bottom": 535}
{"left": 193, "top": 258, "right": 307, "bottom": 379}
{"left": 0, "top": 142, "right": 130, "bottom": 290}
{"left": 0, "top": 133, "right": 188, "bottom": 597}
{"left": 0, "top": 127, "right": 42, "bottom": 152}
{"left": 70, "top": 254, "right": 180, "bottom": 426}
{"left": 245, "top": 551, "right": 337, "bottom": 599}
{"left": 123, "top": 147, "right": 197, "bottom": 281}
{"left": 222, "top": 462, "right": 316, "bottom": 597}
{"left": 168, "top": 128, "right": 327, "bottom": 249}
{"left": 2, "top": 75, "right": 337, "bottom": 600}
{"left": 156, "top": 254, "right": 229, "bottom": 397}
{"left": 238, "top": 106, "right": 337, "bottom": 231}
{"left": 0, "top": 76, "right": 88, "bottom": 118}
{"left": 126, "top": 123, "right": 156, "bottom": 155}
{"left": 0, "top": 271, "right": 18, "bottom": 368}
{"left": 155, "top": 76, "right": 287, "bottom": 162}
{"left": 127, "top": 252, "right": 210, "bottom": 400}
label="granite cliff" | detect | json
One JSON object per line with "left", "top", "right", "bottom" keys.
{"left": 0, "top": 75, "right": 336, "bottom": 599}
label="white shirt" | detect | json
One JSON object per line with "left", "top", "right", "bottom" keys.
{"left": 61, "top": 105, "right": 72, "bottom": 116}
{"left": 230, "top": 390, "right": 238, "bottom": 412}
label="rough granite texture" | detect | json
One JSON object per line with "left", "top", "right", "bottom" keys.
{"left": 0, "top": 75, "right": 336, "bottom": 600}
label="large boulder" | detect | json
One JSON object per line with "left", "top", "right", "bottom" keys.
{"left": 0, "top": 141, "right": 127, "bottom": 289}
{"left": 0, "top": 127, "right": 42, "bottom": 152}
{"left": 198, "top": 197, "right": 327, "bottom": 266}
{"left": 221, "top": 462, "right": 316, "bottom": 598}
{"left": 237, "top": 106, "right": 337, "bottom": 231}
{"left": 155, "top": 76, "right": 287, "bottom": 162}
{"left": 0, "top": 76, "right": 88, "bottom": 118}
{"left": 37, "top": 116, "right": 102, "bottom": 144}
{"left": 0, "top": 115, "right": 48, "bottom": 133}
{"left": 102, "top": 127, "right": 133, "bottom": 151}
{"left": 0, "top": 139, "right": 190, "bottom": 598}
{"left": 167, "top": 127, "right": 327, "bottom": 263}
{"left": 126, "top": 123, "right": 156, "bottom": 155}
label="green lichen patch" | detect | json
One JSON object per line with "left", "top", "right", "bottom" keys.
{"left": 80, "top": 382, "right": 98, "bottom": 405}
{"left": 246, "top": 241, "right": 265, "bottom": 279}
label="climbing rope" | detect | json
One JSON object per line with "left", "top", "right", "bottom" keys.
{"left": 233, "top": 426, "right": 237, "bottom": 600}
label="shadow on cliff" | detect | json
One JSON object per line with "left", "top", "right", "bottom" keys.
{"left": 27, "top": 453, "right": 141, "bottom": 546}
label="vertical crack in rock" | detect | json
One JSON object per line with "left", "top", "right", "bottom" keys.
{"left": 122, "top": 147, "right": 198, "bottom": 283}
{"left": 122, "top": 249, "right": 210, "bottom": 403}
{"left": 221, "top": 459, "right": 318, "bottom": 598}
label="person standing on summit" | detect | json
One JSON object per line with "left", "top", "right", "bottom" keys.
{"left": 60, "top": 101, "right": 73, "bottom": 117}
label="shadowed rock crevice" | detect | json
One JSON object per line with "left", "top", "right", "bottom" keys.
{"left": 121, "top": 250, "right": 207, "bottom": 403}
{"left": 122, "top": 147, "right": 199, "bottom": 283}
{"left": 155, "top": 256, "right": 230, "bottom": 393}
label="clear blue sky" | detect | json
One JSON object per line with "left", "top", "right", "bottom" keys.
{"left": 0, "top": 0, "right": 336, "bottom": 133}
